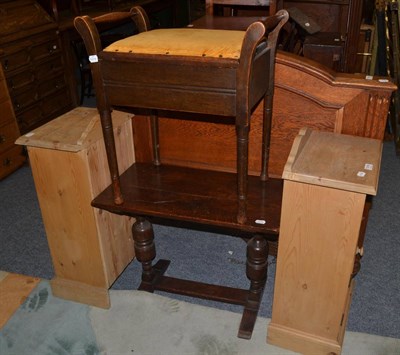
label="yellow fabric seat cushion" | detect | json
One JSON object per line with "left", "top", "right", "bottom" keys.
{"left": 103, "top": 28, "right": 246, "bottom": 59}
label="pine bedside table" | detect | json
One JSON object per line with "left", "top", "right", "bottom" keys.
{"left": 267, "top": 128, "right": 382, "bottom": 354}
{"left": 16, "top": 107, "right": 135, "bottom": 308}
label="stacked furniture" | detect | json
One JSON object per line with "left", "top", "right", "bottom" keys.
{"left": 75, "top": 5, "right": 289, "bottom": 339}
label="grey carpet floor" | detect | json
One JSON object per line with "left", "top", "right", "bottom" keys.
{"left": 0, "top": 140, "right": 399, "bottom": 340}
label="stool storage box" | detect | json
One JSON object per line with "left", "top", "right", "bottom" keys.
{"left": 16, "top": 107, "right": 135, "bottom": 308}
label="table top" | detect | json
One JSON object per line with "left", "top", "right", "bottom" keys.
{"left": 283, "top": 128, "right": 383, "bottom": 195}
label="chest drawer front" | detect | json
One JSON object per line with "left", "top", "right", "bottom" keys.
{"left": 38, "top": 74, "right": 66, "bottom": 98}
{"left": 15, "top": 103, "right": 42, "bottom": 134}
{"left": 0, "top": 120, "right": 20, "bottom": 151}
{"left": 6, "top": 70, "right": 35, "bottom": 94}
{"left": 42, "top": 90, "right": 71, "bottom": 117}
{"left": 35, "top": 56, "right": 64, "bottom": 80}
{"left": 31, "top": 36, "right": 61, "bottom": 62}
{"left": 0, "top": 144, "right": 25, "bottom": 180}
{"left": 12, "top": 88, "right": 37, "bottom": 113}
{"left": 0, "top": 97, "right": 15, "bottom": 125}
{"left": 0, "top": 43, "right": 31, "bottom": 73}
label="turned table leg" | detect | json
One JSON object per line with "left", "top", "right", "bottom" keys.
{"left": 132, "top": 217, "right": 170, "bottom": 292}
{"left": 238, "top": 234, "right": 269, "bottom": 339}
{"left": 236, "top": 124, "right": 250, "bottom": 224}
{"left": 132, "top": 217, "right": 157, "bottom": 291}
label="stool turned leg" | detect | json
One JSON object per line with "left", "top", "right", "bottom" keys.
{"left": 99, "top": 109, "right": 123, "bottom": 204}
{"left": 261, "top": 93, "right": 273, "bottom": 181}
{"left": 150, "top": 110, "right": 161, "bottom": 166}
{"left": 236, "top": 124, "right": 250, "bottom": 224}
{"left": 238, "top": 235, "right": 269, "bottom": 339}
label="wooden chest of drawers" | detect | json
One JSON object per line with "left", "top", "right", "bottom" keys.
{"left": 0, "top": 64, "right": 26, "bottom": 179}
{"left": 0, "top": 0, "right": 73, "bottom": 135}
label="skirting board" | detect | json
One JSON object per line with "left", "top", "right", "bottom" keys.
{"left": 51, "top": 277, "right": 110, "bottom": 309}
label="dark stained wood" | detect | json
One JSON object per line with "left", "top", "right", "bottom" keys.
{"left": 0, "top": 0, "right": 73, "bottom": 134}
{"left": 76, "top": 6, "right": 288, "bottom": 339}
{"left": 75, "top": 6, "right": 288, "bottom": 222}
{"left": 92, "top": 162, "right": 283, "bottom": 234}
{"left": 279, "top": 0, "right": 364, "bottom": 72}
{"left": 0, "top": 63, "right": 26, "bottom": 179}
{"left": 132, "top": 214, "right": 269, "bottom": 340}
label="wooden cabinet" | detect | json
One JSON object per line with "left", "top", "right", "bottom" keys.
{"left": 16, "top": 107, "right": 135, "bottom": 308}
{"left": 267, "top": 128, "right": 382, "bottom": 354}
{"left": 0, "top": 0, "right": 73, "bottom": 135}
{"left": 280, "top": 0, "right": 364, "bottom": 72}
{"left": 0, "top": 64, "right": 26, "bottom": 180}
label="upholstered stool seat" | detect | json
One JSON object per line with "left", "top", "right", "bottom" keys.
{"left": 104, "top": 28, "right": 245, "bottom": 59}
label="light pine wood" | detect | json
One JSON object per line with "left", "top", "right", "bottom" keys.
{"left": 15, "top": 107, "right": 130, "bottom": 152}
{"left": 51, "top": 277, "right": 110, "bottom": 308}
{"left": 268, "top": 128, "right": 382, "bottom": 354}
{"left": 16, "top": 108, "right": 135, "bottom": 308}
{"left": 283, "top": 128, "right": 382, "bottom": 195}
{"left": 268, "top": 181, "right": 365, "bottom": 354}
{"left": 0, "top": 272, "right": 41, "bottom": 329}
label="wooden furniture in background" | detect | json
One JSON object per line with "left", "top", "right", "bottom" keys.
{"left": 198, "top": 0, "right": 275, "bottom": 35}
{"left": 0, "top": 64, "right": 26, "bottom": 180}
{"left": 267, "top": 128, "right": 382, "bottom": 354}
{"left": 387, "top": 0, "right": 400, "bottom": 154}
{"left": 206, "top": 0, "right": 276, "bottom": 16}
{"left": 15, "top": 107, "right": 135, "bottom": 308}
{"left": 75, "top": 6, "right": 288, "bottom": 338}
{"left": 44, "top": 0, "right": 186, "bottom": 107}
{"left": 0, "top": 0, "right": 73, "bottom": 135}
{"left": 278, "top": 0, "right": 364, "bottom": 72}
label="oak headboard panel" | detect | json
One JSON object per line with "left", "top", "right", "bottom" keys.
{"left": 132, "top": 51, "right": 396, "bottom": 178}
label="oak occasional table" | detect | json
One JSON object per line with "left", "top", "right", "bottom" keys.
{"left": 16, "top": 107, "right": 135, "bottom": 308}
{"left": 267, "top": 128, "right": 382, "bottom": 354}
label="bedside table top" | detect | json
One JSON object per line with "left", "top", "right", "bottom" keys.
{"left": 283, "top": 128, "right": 383, "bottom": 195}
{"left": 15, "top": 107, "right": 132, "bottom": 152}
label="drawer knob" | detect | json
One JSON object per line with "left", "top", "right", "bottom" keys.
{"left": 3, "top": 157, "right": 12, "bottom": 167}
{"left": 0, "top": 135, "right": 5, "bottom": 144}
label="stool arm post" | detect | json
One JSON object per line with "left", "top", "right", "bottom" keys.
{"left": 260, "top": 9, "right": 289, "bottom": 180}
{"left": 235, "top": 21, "right": 267, "bottom": 224}
{"left": 74, "top": 15, "right": 123, "bottom": 205}
{"left": 130, "top": 6, "right": 151, "bottom": 32}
